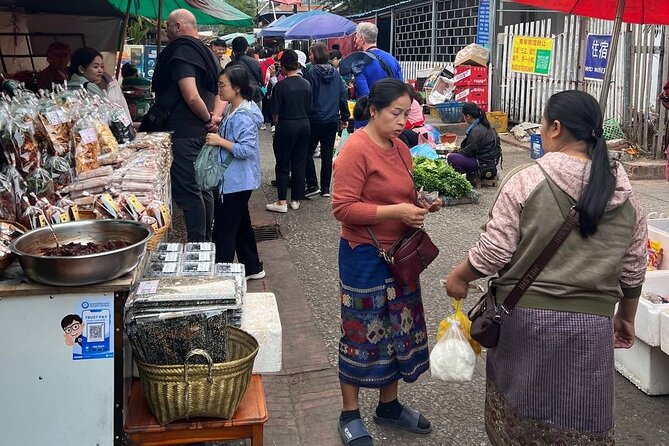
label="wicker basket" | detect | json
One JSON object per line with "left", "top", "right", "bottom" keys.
{"left": 136, "top": 326, "right": 259, "bottom": 425}
{"left": 146, "top": 215, "right": 171, "bottom": 251}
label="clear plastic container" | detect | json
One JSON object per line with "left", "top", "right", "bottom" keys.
{"left": 146, "top": 261, "right": 180, "bottom": 277}
{"left": 180, "top": 261, "right": 214, "bottom": 276}
{"left": 184, "top": 242, "right": 215, "bottom": 252}
{"left": 150, "top": 252, "right": 181, "bottom": 263}
{"left": 156, "top": 242, "right": 182, "bottom": 253}
{"left": 183, "top": 251, "right": 213, "bottom": 262}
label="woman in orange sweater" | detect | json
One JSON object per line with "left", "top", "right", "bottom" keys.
{"left": 332, "top": 78, "right": 441, "bottom": 446}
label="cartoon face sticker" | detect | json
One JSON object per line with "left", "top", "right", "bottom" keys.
{"left": 61, "top": 314, "right": 85, "bottom": 347}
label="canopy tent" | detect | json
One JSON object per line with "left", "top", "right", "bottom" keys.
{"left": 219, "top": 32, "right": 256, "bottom": 45}
{"left": 2, "top": 0, "right": 253, "bottom": 27}
{"left": 107, "top": 0, "right": 253, "bottom": 27}
{"left": 258, "top": 10, "right": 326, "bottom": 37}
{"left": 283, "top": 12, "right": 356, "bottom": 40}
{"left": 511, "top": 0, "right": 668, "bottom": 25}
{"left": 512, "top": 0, "right": 669, "bottom": 111}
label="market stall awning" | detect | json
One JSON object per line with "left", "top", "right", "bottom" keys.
{"left": 511, "top": 0, "right": 669, "bottom": 25}
{"left": 283, "top": 12, "right": 356, "bottom": 40}
{"left": 258, "top": 10, "right": 326, "bottom": 37}
{"left": 0, "top": 0, "right": 122, "bottom": 16}
{"left": 107, "top": 0, "right": 253, "bottom": 27}
{"left": 219, "top": 32, "right": 256, "bottom": 45}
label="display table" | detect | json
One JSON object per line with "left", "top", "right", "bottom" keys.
{"left": 125, "top": 375, "right": 268, "bottom": 445}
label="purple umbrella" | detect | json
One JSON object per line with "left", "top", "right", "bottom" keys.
{"left": 283, "top": 12, "right": 357, "bottom": 40}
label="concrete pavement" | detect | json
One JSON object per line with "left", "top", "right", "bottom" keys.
{"left": 170, "top": 128, "right": 669, "bottom": 446}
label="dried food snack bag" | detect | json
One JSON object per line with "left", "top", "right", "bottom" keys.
{"left": 72, "top": 116, "right": 101, "bottom": 174}
{"left": 38, "top": 101, "right": 72, "bottom": 156}
{"left": 0, "top": 172, "right": 16, "bottom": 221}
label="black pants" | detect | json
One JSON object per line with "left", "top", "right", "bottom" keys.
{"left": 399, "top": 129, "right": 419, "bottom": 148}
{"left": 213, "top": 190, "right": 263, "bottom": 274}
{"left": 306, "top": 121, "right": 338, "bottom": 194}
{"left": 262, "top": 95, "right": 272, "bottom": 124}
{"left": 273, "top": 119, "right": 310, "bottom": 201}
{"left": 171, "top": 136, "right": 214, "bottom": 242}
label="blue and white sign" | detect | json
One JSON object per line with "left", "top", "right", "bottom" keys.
{"left": 144, "top": 45, "right": 158, "bottom": 80}
{"left": 477, "top": 0, "right": 490, "bottom": 47}
{"left": 584, "top": 34, "right": 612, "bottom": 81}
{"left": 61, "top": 295, "right": 114, "bottom": 361}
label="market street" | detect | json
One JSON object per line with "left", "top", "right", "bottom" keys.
{"left": 169, "top": 126, "right": 669, "bottom": 446}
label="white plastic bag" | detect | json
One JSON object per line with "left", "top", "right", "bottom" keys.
{"left": 430, "top": 319, "right": 476, "bottom": 382}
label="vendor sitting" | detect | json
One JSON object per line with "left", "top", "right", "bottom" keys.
{"left": 446, "top": 102, "right": 501, "bottom": 178}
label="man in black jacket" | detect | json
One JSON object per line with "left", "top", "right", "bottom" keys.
{"left": 152, "top": 9, "right": 223, "bottom": 242}
{"left": 227, "top": 36, "right": 264, "bottom": 103}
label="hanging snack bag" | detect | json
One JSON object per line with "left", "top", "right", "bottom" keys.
{"left": 108, "top": 105, "right": 137, "bottom": 144}
{"left": 72, "top": 116, "right": 101, "bottom": 174}
{"left": 0, "top": 172, "right": 16, "bottom": 221}
{"left": 56, "top": 194, "right": 80, "bottom": 221}
{"left": 25, "top": 151, "right": 54, "bottom": 198}
{"left": 95, "top": 117, "right": 119, "bottom": 156}
{"left": 38, "top": 100, "right": 72, "bottom": 156}
{"left": 10, "top": 119, "right": 39, "bottom": 174}
{"left": 43, "top": 153, "right": 73, "bottom": 191}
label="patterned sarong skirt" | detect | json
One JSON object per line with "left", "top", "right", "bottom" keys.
{"left": 338, "top": 238, "right": 429, "bottom": 388}
{"left": 485, "top": 307, "right": 616, "bottom": 445}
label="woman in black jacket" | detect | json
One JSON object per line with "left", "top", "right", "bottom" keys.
{"left": 447, "top": 103, "right": 501, "bottom": 177}
{"left": 304, "top": 43, "right": 350, "bottom": 198}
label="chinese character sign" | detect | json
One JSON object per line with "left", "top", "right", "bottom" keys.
{"left": 584, "top": 34, "right": 612, "bottom": 81}
{"left": 511, "top": 36, "right": 553, "bottom": 75}
{"left": 477, "top": 0, "right": 490, "bottom": 47}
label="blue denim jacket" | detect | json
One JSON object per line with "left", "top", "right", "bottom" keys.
{"left": 218, "top": 100, "right": 264, "bottom": 196}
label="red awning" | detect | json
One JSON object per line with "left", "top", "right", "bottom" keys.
{"left": 271, "top": 0, "right": 303, "bottom": 5}
{"left": 511, "top": 0, "right": 669, "bottom": 25}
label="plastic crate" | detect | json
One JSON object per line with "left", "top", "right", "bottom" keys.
{"left": 435, "top": 101, "right": 465, "bottom": 123}
{"left": 487, "top": 111, "right": 508, "bottom": 133}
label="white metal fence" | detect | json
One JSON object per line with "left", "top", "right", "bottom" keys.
{"left": 400, "top": 61, "right": 441, "bottom": 82}
{"left": 498, "top": 17, "right": 667, "bottom": 157}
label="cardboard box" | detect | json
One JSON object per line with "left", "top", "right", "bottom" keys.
{"left": 455, "top": 85, "right": 489, "bottom": 102}
{"left": 454, "top": 43, "right": 490, "bottom": 67}
{"left": 454, "top": 65, "right": 488, "bottom": 87}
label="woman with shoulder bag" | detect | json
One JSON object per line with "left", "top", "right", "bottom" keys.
{"left": 332, "top": 78, "right": 441, "bottom": 446}
{"left": 205, "top": 66, "right": 265, "bottom": 280}
{"left": 444, "top": 90, "right": 647, "bottom": 445}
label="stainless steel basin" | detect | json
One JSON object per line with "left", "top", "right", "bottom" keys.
{"left": 9, "top": 219, "right": 153, "bottom": 286}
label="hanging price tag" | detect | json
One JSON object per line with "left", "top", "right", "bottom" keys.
{"left": 119, "top": 113, "right": 132, "bottom": 127}
{"left": 79, "top": 128, "right": 98, "bottom": 145}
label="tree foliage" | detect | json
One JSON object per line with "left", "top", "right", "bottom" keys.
{"left": 322, "top": 0, "right": 390, "bottom": 15}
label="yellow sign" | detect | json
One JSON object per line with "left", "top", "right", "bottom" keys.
{"left": 511, "top": 36, "right": 553, "bottom": 75}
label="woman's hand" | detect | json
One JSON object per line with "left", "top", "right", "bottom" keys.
{"left": 614, "top": 315, "right": 635, "bottom": 349}
{"left": 444, "top": 273, "right": 469, "bottom": 300}
{"left": 205, "top": 133, "right": 226, "bottom": 147}
{"left": 396, "top": 203, "right": 428, "bottom": 228}
{"left": 428, "top": 198, "right": 442, "bottom": 212}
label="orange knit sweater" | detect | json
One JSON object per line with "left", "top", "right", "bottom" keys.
{"left": 332, "top": 129, "right": 415, "bottom": 249}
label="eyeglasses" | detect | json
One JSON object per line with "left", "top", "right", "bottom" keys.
{"left": 64, "top": 323, "right": 81, "bottom": 335}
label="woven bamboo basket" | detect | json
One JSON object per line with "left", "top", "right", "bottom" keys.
{"left": 146, "top": 215, "right": 171, "bottom": 251}
{"left": 136, "top": 326, "right": 259, "bottom": 425}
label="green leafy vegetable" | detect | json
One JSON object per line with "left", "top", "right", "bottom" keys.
{"left": 413, "top": 156, "right": 473, "bottom": 199}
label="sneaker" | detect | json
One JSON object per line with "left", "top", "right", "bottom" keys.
{"left": 245, "top": 270, "right": 266, "bottom": 280}
{"left": 290, "top": 200, "right": 300, "bottom": 210}
{"left": 266, "top": 202, "right": 288, "bottom": 213}
{"left": 260, "top": 124, "right": 267, "bottom": 131}
{"left": 305, "top": 186, "right": 321, "bottom": 198}
{"left": 320, "top": 191, "right": 331, "bottom": 197}
{"left": 271, "top": 125, "right": 276, "bottom": 133}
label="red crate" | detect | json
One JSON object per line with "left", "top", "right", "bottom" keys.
{"left": 454, "top": 85, "right": 489, "bottom": 102}
{"left": 453, "top": 65, "right": 488, "bottom": 86}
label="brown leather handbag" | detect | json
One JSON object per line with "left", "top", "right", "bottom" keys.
{"left": 366, "top": 146, "right": 439, "bottom": 285}
{"left": 468, "top": 207, "right": 578, "bottom": 348}
{"left": 367, "top": 227, "right": 439, "bottom": 285}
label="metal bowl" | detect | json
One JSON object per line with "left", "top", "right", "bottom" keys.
{"left": 9, "top": 219, "right": 154, "bottom": 286}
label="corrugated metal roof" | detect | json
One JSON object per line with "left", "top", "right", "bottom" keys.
{"left": 346, "top": 0, "right": 420, "bottom": 19}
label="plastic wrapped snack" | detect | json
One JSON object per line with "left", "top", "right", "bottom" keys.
{"left": 147, "top": 261, "right": 180, "bottom": 277}
{"left": 25, "top": 152, "right": 54, "bottom": 198}
{"left": 95, "top": 118, "right": 119, "bottom": 156}
{"left": 108, "top": 106, "right": 136, "bottom": 144}
{"left": 180, "top": 261, "right": 214, "bottom": 276}
{"left": 151, "top": 251, "right": 182, "bottom": 263}
{"left": 43, "top": 154, "right": 72, "bottom": 191}
{"left": 156, "top": 243, "right": 182, "bottom": 253}
{"left": 185, "top": 242, "right": 215, "bottom": 252}
{"left": 72, "top": 116, "right": 100, "bottom": 174}
{"left": 0, "top": 172, "right": 16, "bottom": 221}
{"left": 38, "top": 101, "right": 72, "bottom": 156}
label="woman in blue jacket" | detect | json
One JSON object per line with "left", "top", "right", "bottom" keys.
{"left": 205, "top": 66, "right": 265, "bottom": 280}
{"left": 304, "top": 43, "right": 350, "bottom": 198}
